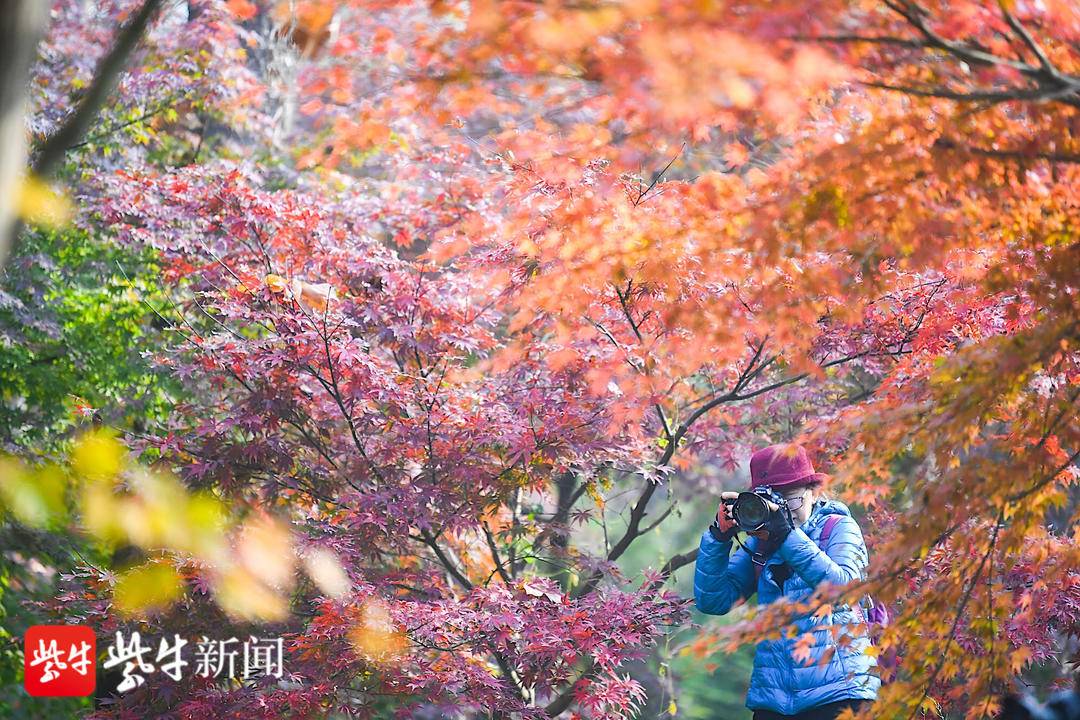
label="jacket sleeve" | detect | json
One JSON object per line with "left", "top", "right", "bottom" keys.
{"left": 694, "top": 527, "right": 757, "bottom": 615}
{"left": 776, "top": 515, "right": 868, "bottom": 588}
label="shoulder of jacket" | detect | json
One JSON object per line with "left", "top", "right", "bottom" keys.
{"left": 839, "top": 513, "right": 862, "bottom": 528}
{"left": 828, "top": 514, "right": 865, "bottom": 540}
{"left": 811, "top": 513, "right": 861, "bottom": 540}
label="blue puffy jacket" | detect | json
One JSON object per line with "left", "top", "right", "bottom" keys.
{"left": 694, "top": 497, "right": 880, "bottom": 716}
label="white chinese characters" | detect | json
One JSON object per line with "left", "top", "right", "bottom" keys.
{"left": 29, "top": 637, "right": 93, "bottom": 683}
{"left": 101, "top": 632, "right": 284, "bottom": 691}
{"left": 103, "top": 631, "right": 155, "bottom": 692}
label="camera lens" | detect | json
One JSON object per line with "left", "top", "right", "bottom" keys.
{"left": 734, "top": 493, "right": 769, "bottom": 529}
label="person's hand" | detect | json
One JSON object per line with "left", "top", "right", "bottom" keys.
{"left": 715, "top": 492, "right": 739, "bottom": 533}
{"left": 709, "top": 492, "right": 740, "bottom": 542}
{"left": 750, "top": 500, "right": 791, "bottom": 543}
{"left": 765, "top": 503, "right": 796, "bottom": 544}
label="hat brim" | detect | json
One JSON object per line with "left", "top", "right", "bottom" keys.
{"left": 756, "top": 472, "right": 830, "bottom": 489}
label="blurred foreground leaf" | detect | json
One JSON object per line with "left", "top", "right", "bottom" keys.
{"left": 113, "top": 561, "right": 182, "bottom": 616}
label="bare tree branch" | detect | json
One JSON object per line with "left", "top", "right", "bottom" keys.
{"left": 545, "top": 660, "right": 600, "bottom": 716}
{"left": 862, "top": 80, "right": 1075, "bottom": 105}
{"left": 933, "top": 136, "right": 1080, "bottom": 165}
{"left": 644, "top": 548, "right": 699, "bottom": 593}
{"left": 997, "top": 2, "right": 1055, "bottom": 75}
{"left": 411, "top": 529, "right": 474, "bottom": 591}
{"left": 788, "top": 33, "right": 924, "bottom": 48}
{"left": 482, "top": 520, "right": 513, "bottom": 584}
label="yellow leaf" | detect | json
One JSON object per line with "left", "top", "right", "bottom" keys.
{"left": 81, "top": 482, "right": 123, "bottom": 542}
{"left": 0, "top": 458, "right": 67, "bottom": 527}
{"left": 1010, "top": 646, "right": 1033, "bottom": 674}
{"left": 216, "top": 566, "right": 289, "bottom": 621}
{"left": 293, "top": 279, "right": 338, "bottom": 311}
{"left": 347, "top": 598, "right": 407, "bottom": 660}
{"left": 183, "top": 492, "right": 228, "bottom": 555}
{"left": 120, "top": 472, "right": 190, "bottom": 548}
{"left": 265, "top": 273, "right": 288, "bottom": 293}
{"left": 113, "top": 562, "right": 182, "bottom": 616}
{"left": 919, "top": 696, "right": 942, "bottom": 716}
{"left": 72, "top": 430, "right": 124, "bottom": 481}
{"left": 667, "top": 699, "right": 678, "bottom": 716}
{"left": 16, "top": 175, "right": 72, "bottom": 228}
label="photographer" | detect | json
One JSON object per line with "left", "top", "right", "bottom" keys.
{"left": 694, "top": 443, "right": 880, "bottom": 720}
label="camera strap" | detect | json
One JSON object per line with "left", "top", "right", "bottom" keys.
{"left": 733, "top": 534, "right": 770, "bottom": 569}
{"left": 748, "top": 515, "right": 843, "bottom": 586}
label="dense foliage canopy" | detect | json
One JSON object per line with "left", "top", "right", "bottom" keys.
{"left": 1, "top": 0, "right": 1078, "bottom": 718}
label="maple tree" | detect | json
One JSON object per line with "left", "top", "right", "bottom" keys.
{"left": 1, "top": 0, "right": 1078, "bottom": 718}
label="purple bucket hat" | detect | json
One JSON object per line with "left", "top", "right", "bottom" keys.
{"left": 749, "top": 443, "right": 829, "bottom": 490}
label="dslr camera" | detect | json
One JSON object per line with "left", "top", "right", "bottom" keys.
{"left": 723, "top": 486, "right": 790, "bottom": 532}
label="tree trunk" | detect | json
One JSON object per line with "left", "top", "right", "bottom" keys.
{"left": 0, "top": 0, "right": 46, "bottom": 266}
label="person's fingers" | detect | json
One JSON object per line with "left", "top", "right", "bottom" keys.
{"left": 715, "top": 503, "right": 736, "bottom": 529}
{"left": 764, "top": 499, "right": 779, "bottom": 511}
{"left": 719, "top": 491, "right": 739, "bottom": 500}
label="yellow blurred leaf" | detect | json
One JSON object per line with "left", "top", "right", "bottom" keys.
{"left": 0, "top": 458, "right": 67, "bottom": 527}
{"left": 119, "top": 472, "right": 188, "bottom": 548}
{"left": 722, "top": 76, "right": 756, "bottom": 108}
{"left": 183, "top": 492, "right": 228, "bottom": 555}
{"left": 81, "top": 482, "right": 123, "bottom": 542}
{"left": 113, "top": 562, "right": 182, "bottom": 616}
{"left": 292, "top": 278, "right": 337, "bottom": 312}
{"left": 72, "top": 430, "right": 124, "bottom": 481}
{"left": 16, "top": 175, "right": 72, "bottom": 228}
{"left": 216, "top": 566, "right": 289, "bottom": 622}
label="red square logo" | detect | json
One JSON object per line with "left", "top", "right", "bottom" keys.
{"left": 23, "top": 625, "right": 97, "bottom": 697}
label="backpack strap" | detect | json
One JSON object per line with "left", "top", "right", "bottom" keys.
{"left": 818, "top": 515, "right": 843, "bottom": 549}
{"left": 817, "top": 515, "right": 878, "bottom": 624}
